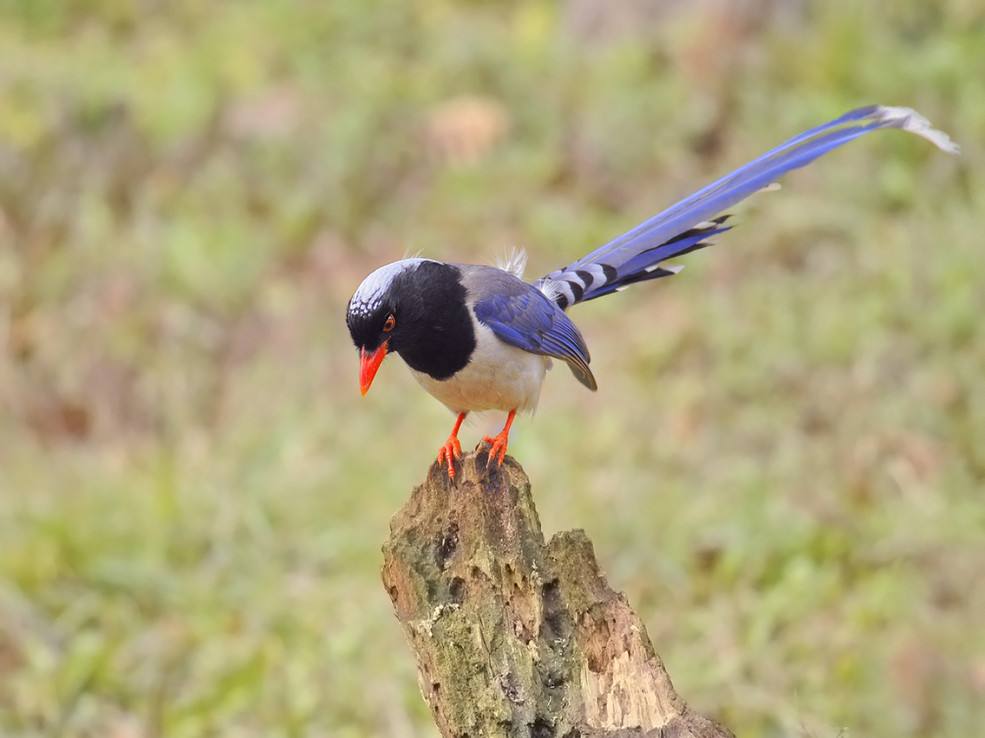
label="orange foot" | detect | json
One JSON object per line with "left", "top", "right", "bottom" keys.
{"left": 481, "top": 409, "right": 516, "bottom": 469}
{"left": 436, "top": 412, "right": 468, "bottom": 479}
{"left": 437, "top": 435, "right": 463, "bottom": 478}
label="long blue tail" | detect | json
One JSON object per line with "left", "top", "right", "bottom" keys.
{"left": 537, "top": 105, "right": 958, "bottom": 310}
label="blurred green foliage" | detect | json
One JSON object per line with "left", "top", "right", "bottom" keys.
{"left": 1, "top": 1, "right": 983, "bottom": 737}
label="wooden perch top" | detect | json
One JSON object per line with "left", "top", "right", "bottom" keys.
{"left": 382, "top": 451, "right": 733, "bottom": 738}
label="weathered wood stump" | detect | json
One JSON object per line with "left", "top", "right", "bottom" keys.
{"left": 381, "top": 450, "right": 733, "bottom": 738}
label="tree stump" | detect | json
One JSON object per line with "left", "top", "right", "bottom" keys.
{"left": 381, "top": 451, "right": 733, "bottom": 738}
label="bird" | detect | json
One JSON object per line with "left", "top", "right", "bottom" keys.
{"left": 345, "top": 105, "right": 957, "bottom": 478}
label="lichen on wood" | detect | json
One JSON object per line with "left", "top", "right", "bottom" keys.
{"left": 382, "top": 450, "right": 733, "bottom": 738}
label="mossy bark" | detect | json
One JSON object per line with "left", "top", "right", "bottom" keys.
{"left": 382, "top": 450, "right": 733, "bottom": 738}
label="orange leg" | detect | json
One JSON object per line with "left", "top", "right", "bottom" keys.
{"left": 482, "top": 409, "right": 517, "bottom": 468}
{"left": 436, "top": 412, "right": 468, "bottom": 479}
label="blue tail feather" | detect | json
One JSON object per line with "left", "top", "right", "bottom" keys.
{"left": 537, "top": 105, "right": 957, "bottom": 310}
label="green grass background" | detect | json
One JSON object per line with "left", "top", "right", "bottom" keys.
{"left": 1, "top": 2, "right": 983, "bottom": 736}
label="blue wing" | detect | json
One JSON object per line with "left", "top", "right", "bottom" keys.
{"left": 473, "top": 285, "right": 597, "bottom": 391}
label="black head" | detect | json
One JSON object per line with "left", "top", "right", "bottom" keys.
{"left": 346, "top": 259, "right": 476, "bottom": 392}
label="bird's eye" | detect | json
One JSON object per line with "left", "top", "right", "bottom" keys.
{"left": 382, "top": 314, "right": 396, "bottom": 333}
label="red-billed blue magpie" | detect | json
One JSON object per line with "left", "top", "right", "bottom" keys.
{"left": 346, "top": 106, "right": 957, "bottom": 478}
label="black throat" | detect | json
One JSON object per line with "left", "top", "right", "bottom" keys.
{"left": 390, "top": 262, "right": 475, "bottom": 380}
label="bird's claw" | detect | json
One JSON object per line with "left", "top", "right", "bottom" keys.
{"left": 481, "top": 434, "right": 509, "bottom": 468}
{"left": 436, "top": 436, "right": 463, "bottom": 479}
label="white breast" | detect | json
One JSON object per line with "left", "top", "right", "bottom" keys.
{"left": 410, "top": 311, "right": 550, "bottom": 414}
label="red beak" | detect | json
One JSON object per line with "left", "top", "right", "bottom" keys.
{"left": 359, "top": 343, "right": 388, "bottom": 396}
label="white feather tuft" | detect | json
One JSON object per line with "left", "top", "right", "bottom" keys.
{"left": 497, "top": 248, "right": 528, "bottom": 279}
{"left": 536, "top": 277, "right": 563, "bottom": 302}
